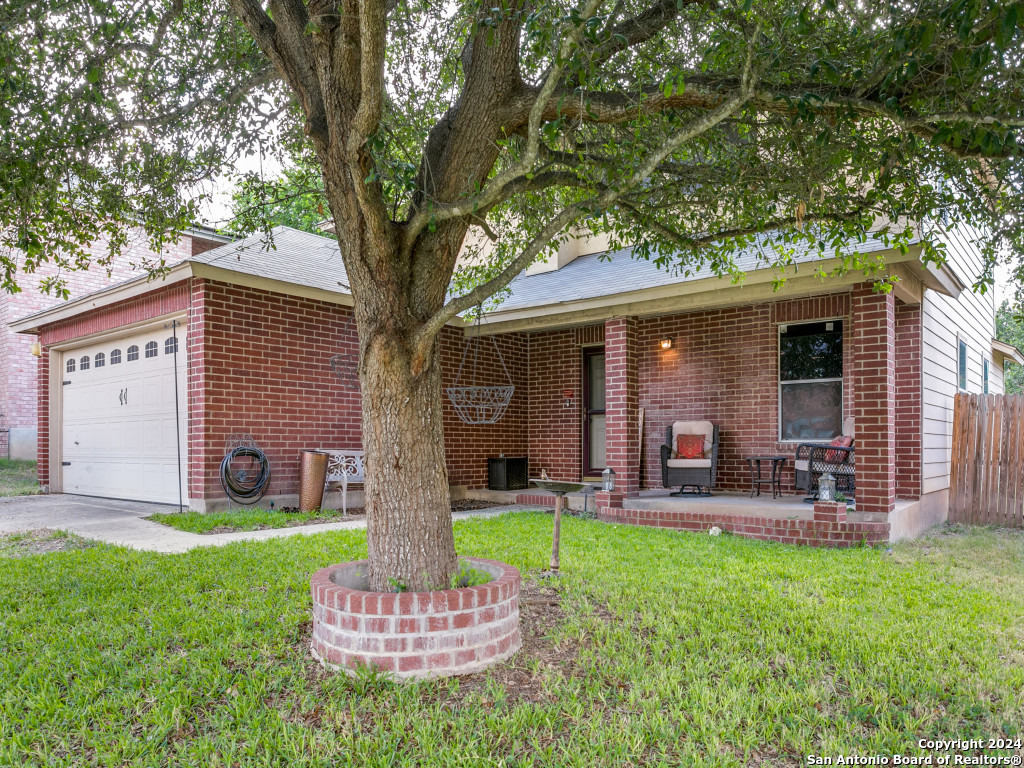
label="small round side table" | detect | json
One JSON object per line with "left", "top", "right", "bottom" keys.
{"left": 745, "top": 456, "right": 787, "bottom": 498}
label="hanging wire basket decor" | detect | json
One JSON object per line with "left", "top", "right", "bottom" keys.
{"left": 447, "top": 384, "right": 515, "bottom": 424}
{"left": 329, "top": 352, "right": 360, "bottom": 391}
{"left": 446, "top": 309, "right": 515, "bottom": 425}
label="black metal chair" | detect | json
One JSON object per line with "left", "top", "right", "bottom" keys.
{"left": 660, "top": 421, "right": 719, "bottom": 496}
{"left": 794, "top": 442, "right": 855, "bottom": 499}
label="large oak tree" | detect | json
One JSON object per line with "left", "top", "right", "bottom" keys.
{"left": 1, "top": 0, "right": 1022, "bottom": 589}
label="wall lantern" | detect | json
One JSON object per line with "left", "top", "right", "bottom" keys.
{"left": 602, "top": 467, "right": 616, "bottom": 492}
{"left": 30, "top": 342, "right": 41, "bottom": 357}
{"left": 818, "top": 473, "right": 836, "bottom": 502}
{"left": 659, "top": 337, "right": 673, "bottom": 350}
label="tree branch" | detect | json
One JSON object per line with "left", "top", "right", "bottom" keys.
{"left": 402, "top": 0, "right": 608, "bottom": 251}
{"left": 411, "top": 27, "right": 762, "bottom": 357}
{"left": 228, "top": 0, "right": 330, "bottom": 146}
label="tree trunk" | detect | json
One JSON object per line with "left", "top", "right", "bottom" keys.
{"left": 359, "top": 323, "right": 458, "bottom": 593}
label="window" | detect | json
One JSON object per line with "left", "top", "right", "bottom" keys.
{"left": 984, "top": 358, "right": 990, "bottom": 395}
{"left": 110, "top": 348, "right": 122, "bottom": 365}
{"left": 127, "top": 345, "right": 139, "bottom": 362}
{"left": 66, "top": 358, "right": 75, "bottom": 373}
{"left": 79, "top": 355, "right": 90, "bottom": 371}
{"left": 145, "top": 341, "right": 158, "bottom": 358}
{"left": 958, "top": 338, "right": 968, "bottom": 391}
{"left": 165, "top": 336, "right": 178, "bottom": 355}
{"left": 779, "top": 321, "right": 843, "bottom": 441}
{"left": 94, "top": 352, "right": 105, "bottom": 368}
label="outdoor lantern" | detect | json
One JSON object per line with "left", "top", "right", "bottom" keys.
{"left": 660, "top": 337, "right": 673, "bottom": 350}
{"left": 29, "top": 342, "right": 41, "bottom": 357}
{"left": 818, "top": 472, "right": 836, "bottom": 502}
{"left": 602, "top": 467, "right": 616, "bottom": 492}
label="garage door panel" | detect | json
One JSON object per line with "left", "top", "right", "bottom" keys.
{"left": 60, "top": 327, "right": 188, "bottom": 505}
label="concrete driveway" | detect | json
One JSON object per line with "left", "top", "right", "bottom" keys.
{"left": 0, "top": 494, "right": 533, "bottom": 553}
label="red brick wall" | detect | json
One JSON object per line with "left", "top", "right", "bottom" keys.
{"left": 2, "top": 232, "right": 197, "bottom": 429}
{"left": 36, "top": 350, "right": 49, "bottom": 486}
{"left": 598, "top": 317, "right": 640, "bottom": 508}
{"left": 636, "top": 294, "right": 852, "bottom": 493}
{"left": 29, "top": 275, "right": 913, "bottom": 509}
{"left": 440, "top": 326, "right": 529, "bottom": 489}
{"left": 851, "top": 285, "right": 897, "bottom": 514}
{"left": 894, "top": 302, "right": 922, "bottom": 498}
{"left": 527, "top": 329, "right": 585, "bottom": 481}
{"left": 189, "top": 280, "right": 363, "bottom": 501}
{"left": 521, "top": 294, "right": 857, "bottom": 495}
{"left": 191, "top": 281, "right": 527, "bottom": 501}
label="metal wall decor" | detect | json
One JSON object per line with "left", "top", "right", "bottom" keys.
{"left": 329, "top": 352, "right": 360, "bottom": 391}
{"left": 446, "top": 309, "right": 515, "bottom": 425}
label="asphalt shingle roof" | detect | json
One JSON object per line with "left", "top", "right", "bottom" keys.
{"left": 491, "top": 233, "right": 907, "bottom": 314}
{"left": 193, "top": 226, "right": 350, "bottom": 295}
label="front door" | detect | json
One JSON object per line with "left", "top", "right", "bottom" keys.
{"left": 583, "top": 349, "right": 606, "bottom": 477}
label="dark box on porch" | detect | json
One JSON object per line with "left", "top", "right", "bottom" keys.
{"left": 487, "top": 457, "right": 528, "bottom": 491}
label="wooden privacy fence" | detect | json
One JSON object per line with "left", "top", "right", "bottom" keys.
{"left": 950, "top": 393, "right": 1024, "bottom": 527}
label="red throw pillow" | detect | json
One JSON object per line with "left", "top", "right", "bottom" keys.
{"left": 824, "top": 435, "right": 853, "bottom": 462}
{"left": 676, "top": 433, "right": 705, "bottom": 459}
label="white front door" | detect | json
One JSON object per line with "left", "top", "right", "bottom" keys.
{"left": 61, "top": 325, "right": 188, "bottom": 504}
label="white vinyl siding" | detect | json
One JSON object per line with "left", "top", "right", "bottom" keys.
{"left": 921, "top": 225, "right": 1002, "bottom": 494}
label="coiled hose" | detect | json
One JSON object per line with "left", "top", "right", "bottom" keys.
{"left": 219, "top": 446, "right": 272, "bottom": 504}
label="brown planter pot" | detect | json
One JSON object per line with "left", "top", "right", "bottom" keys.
{"left": 299, "top": 450, "right": 328, "bottom": 512}
{"left": 310, "top": 557, "right": 522, "bottom": 680}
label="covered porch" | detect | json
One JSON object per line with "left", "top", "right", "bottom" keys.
{"left": 478, "top": 280, "right": 931, "bottom": 546}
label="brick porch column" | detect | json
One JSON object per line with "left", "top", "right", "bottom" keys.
{"left": 851, "top": 285, "right": 896, "bottom": 514}
{"left": 596, "top": 316, "right": 640, "bottom": 513}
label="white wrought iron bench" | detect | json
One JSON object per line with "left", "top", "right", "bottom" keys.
{"left": 318, "top": 449, "right": 365, "bottom": 514}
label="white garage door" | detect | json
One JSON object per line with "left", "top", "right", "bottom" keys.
{"left": 61, "top": 325, "right": 188, "bottom": 504}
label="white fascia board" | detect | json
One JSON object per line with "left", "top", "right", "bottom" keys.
{"left": 992, "top": 338, "right": 1024, "bottom": 366}
{"left": 8, "top": 263, "right": 194, "bottom": 335}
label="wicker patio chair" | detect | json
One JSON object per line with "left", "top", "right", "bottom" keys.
{"left": 794, "top": 418, "right": 855, "bottom": 499}
{"left": 660, "top": 421, "right": 720, "bottom": 496}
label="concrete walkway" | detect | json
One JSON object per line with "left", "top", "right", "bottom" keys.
{"left": 0, "top": 494, "right": 538, "bottom": 554}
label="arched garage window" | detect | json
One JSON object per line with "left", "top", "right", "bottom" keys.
{"left": 79, "top": 355, "right": 90, "bottom": 371}
{"left": 94, "top": 352, "right": 105, "bottom": 368}
{"left": 66, "top": 358, "right": 75, "bottom": 373}
{"left": 110, "top": 349, "right": 122, "bottom": 365}
{"left": 145, "top": 341, "right": 158, "bottom": 358}
{"left": 127, "top": 345, "right": 139, "bottom": 361}
{"left": 165, "top": 336, "right": 178, "bottom": 355}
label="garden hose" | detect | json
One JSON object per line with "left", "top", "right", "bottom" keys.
{"left": 219, "top": 446, "right": 272, "bottom": 504}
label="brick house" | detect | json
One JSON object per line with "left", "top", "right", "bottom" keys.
{"left": 9, "top": 224, "right": 1019, "bottom": 544}
{"left": 0, "top": 227, "right": 228, "bottom": 460}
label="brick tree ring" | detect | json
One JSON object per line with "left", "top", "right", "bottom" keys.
{"left": 309, "top": 558, "right": 522, "bottom": 680}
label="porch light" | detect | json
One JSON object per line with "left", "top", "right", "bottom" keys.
{"left": 602, "top": 467, "right": 616, "bottom": 492}
{"left": 818, "top": 473, "right": 836, "bottom": 502}
{"left": 30, "top": 342, "right": 41, "bottom": 357}
{"left": 660, "top": 337, "right": 673, "bottom": 350}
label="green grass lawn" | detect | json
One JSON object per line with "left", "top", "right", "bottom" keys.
{"left": 147, "top": 508, "right": 363, "bottom": 534}
{"left": 0, "top": 458, "right": 39, "bottom": 496}
{"left": 1, "top": 514, "right": 1022, "bottom": 766}
{"left": 0, "top": 529, "right": 95, "bottom": 558}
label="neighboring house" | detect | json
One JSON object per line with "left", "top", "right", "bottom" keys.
{"left": 9, "top": 224, "right": 1019, "bottom": 544}
{"left": 0, "top": 227, "right": 229, "bottom": 459}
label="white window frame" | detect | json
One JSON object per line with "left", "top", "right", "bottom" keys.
{"left": 778, "top": 318, "right": 845, "bottom": 443}
{"left": 983, "top": 357, "right": 989, "bottom": 395}
{"left": 957, "top": 337, "right": 968, "bottom": 392}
